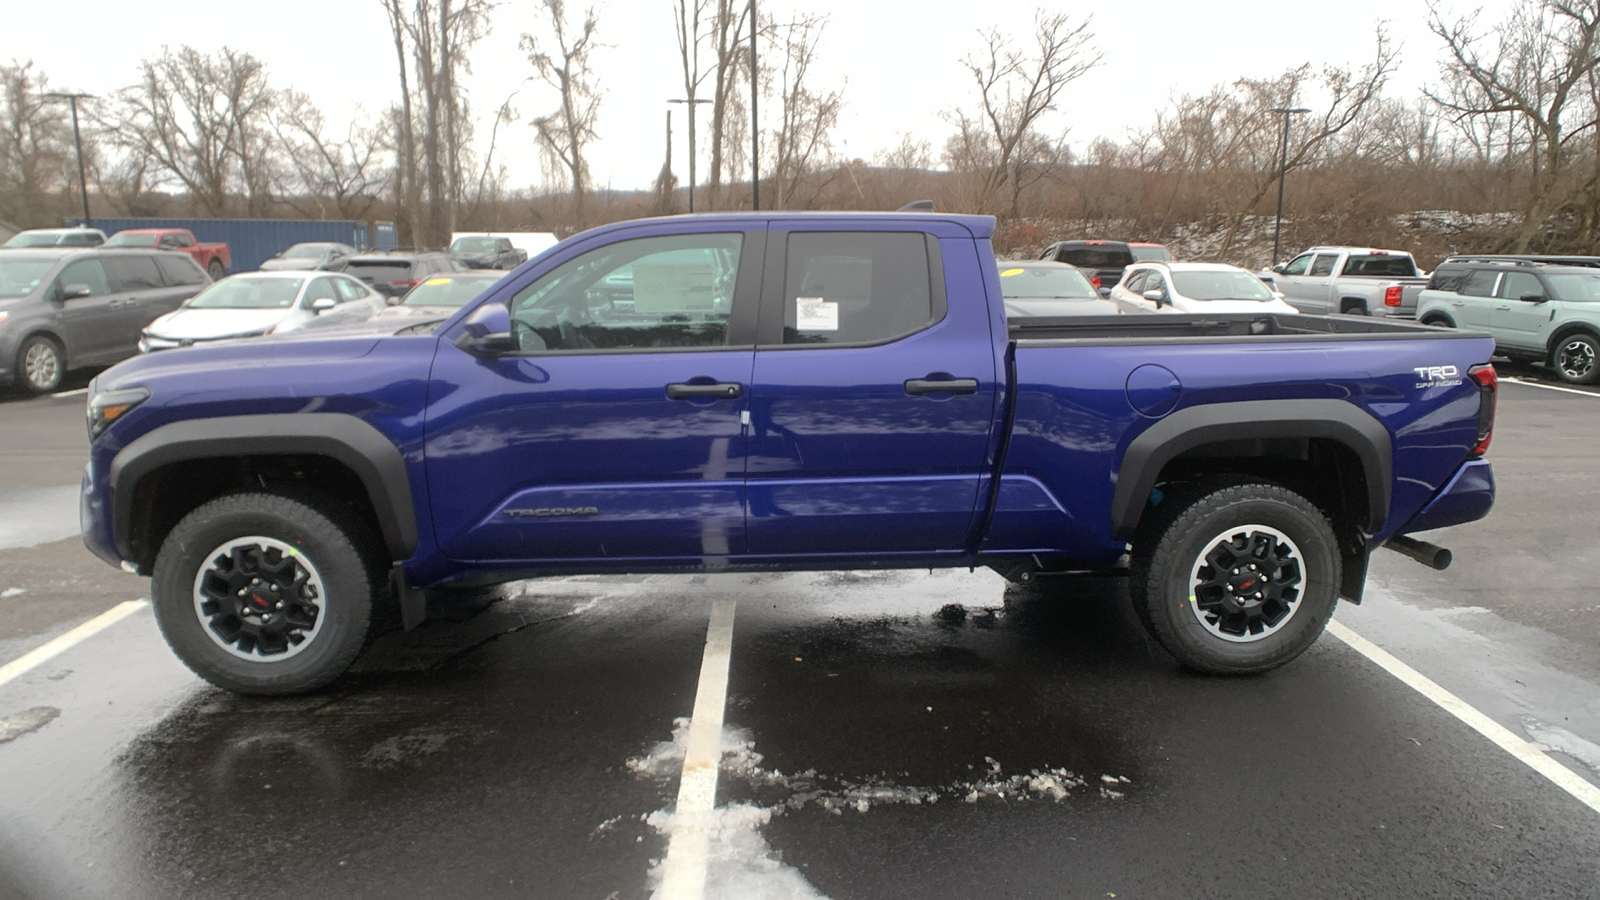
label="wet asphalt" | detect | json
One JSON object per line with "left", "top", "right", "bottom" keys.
{"left": 1, "top": 361, "right": 1598, "bottom": 900}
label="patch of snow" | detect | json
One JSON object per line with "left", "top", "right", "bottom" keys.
{"left": 0, "top": 588, "right": 23, "bottom": 599}
{"left": 1523, "top": 720, "right": 1600, "bottom": 776}
{"left": 644, "top": 805, "right": 828, "bottom": 900}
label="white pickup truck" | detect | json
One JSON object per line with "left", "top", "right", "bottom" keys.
{"left": 1263, "top": 246, "right": 1428, "bottom": 318}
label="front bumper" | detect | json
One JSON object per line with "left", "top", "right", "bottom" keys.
{"left": 81, "top": 462, "right": 122, "bottom": 568}
{"left": 1397, "top": 458, "right": 1495, "bottom": 534}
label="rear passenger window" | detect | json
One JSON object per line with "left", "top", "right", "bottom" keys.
{"left": 155, "top": 254, "right": 207, "bottom": 286}
{"left": 780, "top": 232, "right": 939, "bottom": 345}
{"left": 1460, "top": 270, "right": 1498, "bottom": 297}
{"left": 103, "top": 255, "right": 163, "bottom": 291}
{"left": 1308, "top": 254, "right": 1338, "bottom": 277}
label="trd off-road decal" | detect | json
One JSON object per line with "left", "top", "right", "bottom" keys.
{"left": 1413, "top": 365, "right": 1463, "bottom": 388}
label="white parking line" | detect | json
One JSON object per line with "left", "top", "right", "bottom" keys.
{"left": 0, "top": 600, "right": 148, "bottom": 689}
{"left": 1327, "top": 620, "right": 1600, "bottom": 816}
{"left": 51, "top": 388, "right": 88, "bottom": 398}
{"left": 658, "top": 599, "right": 738, "bottom": 900}
{"left": 1500, "top": 377, "right": 1600, "bottom": 398}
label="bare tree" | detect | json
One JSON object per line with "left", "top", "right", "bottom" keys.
{"left": 0, "top": 60, "right": 73, "bottom": 227}
{"left": 523, "top": 0, "right": 603, "bottom": 227}
{"left": 705, "top": 0, "right": 752, "bottom": 208}
{"left": 764, "top": 13, "right": 843, "bottom": 208}
{"left": 946, "top": 11, "right": 1100, "bottom": 216}
{"left": 272, "top": 92, "right": 393, "bottom": 219}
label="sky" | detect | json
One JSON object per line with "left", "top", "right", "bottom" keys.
{"left": 3, "top": 0, "right": 1517, "bottom": 195}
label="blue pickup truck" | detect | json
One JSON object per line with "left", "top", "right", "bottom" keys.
{"left": 79, "top": 211, "right": 1499, "bottom": 694}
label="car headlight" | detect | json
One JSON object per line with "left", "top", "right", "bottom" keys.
{"left": 87, "top": 387, "right": 150, "bottom": 439}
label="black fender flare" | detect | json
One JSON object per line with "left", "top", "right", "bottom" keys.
{"left": 1111, "top": 399, "right": 1392, "bottom": 541}
{"left": 109, "top": 413, "right": 418, "bottom": 561}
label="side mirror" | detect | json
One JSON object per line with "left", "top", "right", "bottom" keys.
{"left": 1520, "top": 293, "right": 1547, "bottom": 303}
{"left": 311, "top": 297, "right": 337, "bottom": 312}
{"left": 62, "top": 283, "right": 93, "bottom": 300}
{"left": 455, "top": 302, "right": 515, "bottom": 356}
{"left": 1272, "top": 263, "right": 1288, "bottom": 274}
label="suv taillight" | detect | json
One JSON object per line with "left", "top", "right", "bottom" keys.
{"left": 1469, "top": 364, "right": 1497, "bottom": 456}
{"left": 1090, "top": 275, "right": 1101, "bottom": 288}
{"left": 1384, "top": 285, "right": 1403, "bottom": 307}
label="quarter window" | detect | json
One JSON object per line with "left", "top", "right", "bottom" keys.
{"left": 780, "top": 232, "right": 937, "bottom": 345}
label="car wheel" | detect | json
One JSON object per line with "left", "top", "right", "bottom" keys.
{"left": 1553, "top": 333, "right": 1600, "bottom": 385}
{"left": 151, "top": 492, "right": 383, "bottom": 695}
{"left": 207, "top": 260, "right": 226, "bottom": 281}
{"left": 1130, "top": 480, "right": 1340, "bottom": 674}
{"left": 16, "top": 335, "right": 64, "bottom": 394}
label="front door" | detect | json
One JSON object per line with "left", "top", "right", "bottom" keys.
{"left": 425, "top": 228, "right": 763, "bottom": 564}
{"left": 745, "top": 225, "right": 1001, "bottom": 558}
{"left": 50, "top": 257, "right": 118, "bottom": 365}
{"left": 1489, "top": 269, "right": 1550, "bottom": 353}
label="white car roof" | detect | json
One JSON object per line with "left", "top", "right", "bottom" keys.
{"left": 221, "top": 270, "right": 338, "bottom": 280}
{"left": 1129, "top": 262, "right": 1253, "bottom": 274}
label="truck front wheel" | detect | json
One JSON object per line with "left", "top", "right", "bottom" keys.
{"left": 150, "top": 492, "right": 381, "bottom": 695}
{"left": 207, "top": 259, "right": 226, "bottom": 280}
{"left": 1130, "top": 481, "right": 1340, "bottom": 674}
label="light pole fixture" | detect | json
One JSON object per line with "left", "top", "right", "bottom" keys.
{"left": 668, "top": 97, "right": 712, "bottom": 212}
{"left": 44, "top": 91, "right": 95, "bottom": 229}
{"left": 1268, "top": 106, "right": 1310, "bottom": 267}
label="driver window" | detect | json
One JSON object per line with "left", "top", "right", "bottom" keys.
{"left": 509, "top": 233, "right": 742, "bottom": 352}
{"left": 303, "top": 278, "right": 339, "bottom": 306}
{"left": 55, "top": 259, "right": 110, "bottom": 298}
{"left": 1124, "top": 271, "right": 1147, "bottom": 292}
{"left": 1283, "top": 255, "right": 1312, "bottom": 276}
{"left": 1496, "top": 271, "right": 1541, "bottom": 300}
{"left": 1145, "top": 272, "right": 1166, "bottom": 293}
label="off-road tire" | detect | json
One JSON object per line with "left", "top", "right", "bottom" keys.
{"left": 1552, "top": 332, "right": 1600, "bottom": 385}
{"left": 151, "top": 492, "right": 382, "bottom": 695}
{"left": 1130, "top": 480, "right": 1340, "bottom": 675}
{"left": 16, "top": 334, "right": 64, "bottom": 394}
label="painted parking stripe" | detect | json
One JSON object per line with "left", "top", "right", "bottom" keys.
{"left": 1328, "top": 619, "right": 1600, "bottom": 815}
{"left": 658, "top": 598, "right": 738, "bottom": 900}
{"left": 51, "top": 387, "right": 88, "bottom": 398}
{"left": 1500, "top": 377, "right": 1600, "bottom": 398}
{"left": 0, "top": 600, "right": 148, "bottom": 689}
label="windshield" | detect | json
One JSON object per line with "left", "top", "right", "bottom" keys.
{"left": 283, "top": 244, "right": 329, "bottom": 259}
{"left": 1172, "top": 270, "right": 1275, "bottom": 301}
{"left": 1130, "top": 245, "right": 1173, "bottom": 262}
{"left": 187, "top": 277, "right": 304, "bottom": 309}
{"left": 0, "top": 260, "right": 56, "bottom": 297}
{"left": 404, "top": 276, "right": 498, "bottom": 307}
{"left": 105, "top": 232, "right": 159, "bottom": 248}
{"left": 451, "top": 237, "right": 498, "bottom": 253}
{"left": 3, "top": 232, "right": 62, "bottom": 248}
{"left": 999, "top": 265, "right": 1098, "bottom": 299}
{"left": 1546, "top": 272, "right": 1600, "bottom": 302}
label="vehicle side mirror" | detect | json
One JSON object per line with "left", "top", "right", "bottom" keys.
{"left": 1143, "top": 289, "right": 1165, "bottom": 307}
{"left": 455, "top": 302, "right": 515, "bottom": 356}
{"left": 62, "top": 283, "right": 93, "bottom": 300}
{"left": 1520, "top": 293, "right": 1546, "bottom": 303}
{"left": 1272, "top": 263, "right": 1288, "bottom": 274}
{"left": 311, "top": 297, "right": 337, "bottom": 312}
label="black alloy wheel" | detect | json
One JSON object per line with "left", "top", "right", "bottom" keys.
{"left": 1554, "top": 333, "right": 1600, "bottom": 385}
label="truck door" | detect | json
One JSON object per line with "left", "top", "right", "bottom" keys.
{"left": 424, "top": 228, "right": 763, "bottom": 563}
{"left": 1275, "top": 253, "right": 1315, "bottom": 310}
{"left": 745, "top": 226, "right": 1000, "bottom": 557}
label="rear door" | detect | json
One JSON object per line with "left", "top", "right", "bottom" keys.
{"left": 102, "top": 254, "right": 182, "bottom": 355}
{"left": 425, "top": 226, "right": 764, "bottom": 563}
{"left": 744, "top": 223, "right": 1000, "bottom": 557}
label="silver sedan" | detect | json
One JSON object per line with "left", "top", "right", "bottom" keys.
{"left": 139, "top": 271, "right": 386, "bottom": 352}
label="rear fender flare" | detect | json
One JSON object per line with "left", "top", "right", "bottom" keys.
{"left": 1111, "top": 399, "right": 1392, "bottom": 541}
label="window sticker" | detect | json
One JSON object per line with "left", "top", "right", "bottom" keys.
{"left": 796, "top": 296, "right": 839, "bottom": 331}
{"left": 1000, "top": 267, "right": 1023, "bottom": 277}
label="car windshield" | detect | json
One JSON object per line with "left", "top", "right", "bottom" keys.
{"left": 403, "top": 276, "right": 498, "bottom": 308}
{"left": 999, "top": 265, "right": 1098, "bottom": 299}
{"left": 187, "top": 277, "right": 304, "bottom": 309}
{"left": 1171, "top": 271, "right": 1275, "bottom": 301}
{"left": 283, "top": 244, "right": 329, "bottom": 259}
{"left": 0, "top": 260, "right": 56, "bottom": 297}
{"left": 105, "top": 232, "right": 159, "bottom": 248}
{"left": 451, "top": 237, "right": 498, "bottom": 253}
{"left": 1130, "top": 245, "right": 1173, "bottom": 262}
{"left": 1546, "top": 272, "right": 1600, "bottom": 302}
{"left": 3, "top": 232, "right": 62, "bottom": 248}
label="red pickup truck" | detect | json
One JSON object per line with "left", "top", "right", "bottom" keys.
{"left": 105, "top": 228, "right": 231, "bottom": 280}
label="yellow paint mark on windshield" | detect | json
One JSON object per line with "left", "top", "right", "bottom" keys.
{"left": 1000, "top": 268, "right": 1023, "bottom": 277}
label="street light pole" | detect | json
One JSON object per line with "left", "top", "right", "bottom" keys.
{"left": 668, "top": 97, "right": 712, "bottom": 212}
{"left": 1268, "top": 106, "right": 1310, "bottom": 267}
{"left": 44, "top": 92, "right": 95, "bottom": 229}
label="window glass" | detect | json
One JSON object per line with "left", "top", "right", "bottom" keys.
{"left": 1123, "top": 270, "right": 1147, "bottom": 293}
{"left": 1144, "top": 272, "right": 1167, "bottom": 292}
{"left": 304, "top": 278, "right": 339, "bottom": 305}
{"left": 172, "top": 233, "right": 195, "bottom": 248}
{"left": 62, "top": 231, "right": 101, "bottom": 246}
{"left": 1460, "top": 270, "right": 1498, "bottom": 297}
{"left": 998, "top": 265, "right": 1097, "bottom": 300}
{"left": 509, "top": 233, "right": 742, "bottom": 352}
{"left": 1343, "top": 254, "right": 1418, "bottom": 277}
{"left": 333, "top": 277, "right": 367, "bottom": 301}
{"left": 0, "top": 260, "right": 56, "bottom": 297}
{"left": 105, "top": 232, "right": 158, "bottom": 248}
{"left": 1053, "top": 246, "right": 1134, "bottom": 268}
{"left": 55, "top": 259, "right": 110, "bottom": 297}
{"left": 1282, "top": 254, "right": 1312, "bottom": 276}
{"left": 1496, "top": 271, "right": 1542, "bottom": 300}
{"left": 155, "top": 254, "right": 207, "bottom": 286}
{"left": 1545, "top": 272, "right": 1600, "bottom": 301}
{"left": 781, "top": 232, "right": 934, "bottom": 345}
{"left": 1129, "top": 245, "right": 1173, "bottom": 262}
{"left": 103, "top": 255, "right": 164, "bottom": 292}
{"left": 1308, "top": 254, "right": 1338, "bottom": 277}
{"left": 189, "top": 277, "right": 303, "bottom": 309}
{"left": 1172, "top": 270, "right": 1275, "bottom": 301}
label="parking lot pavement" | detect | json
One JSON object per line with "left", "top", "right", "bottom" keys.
{"left": 1, "top": 366, "right": 1598, "bottom": 899}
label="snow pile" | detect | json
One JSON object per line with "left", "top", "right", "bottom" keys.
{"left": 643, "top": 805, "right": 828, "bottom": 900}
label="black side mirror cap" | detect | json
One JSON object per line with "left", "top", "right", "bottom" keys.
{"left": 454, "top": 331, "right": 516, "bottom": 356}
{"left": 1272, "top": 263, "right": 1288, "bottom": 274}
{"left": 1520, "top": 293, "right": 1547, "bottom": 303}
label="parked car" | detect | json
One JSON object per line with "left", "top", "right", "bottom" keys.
{"left": 1416, "top": 257, "right": 1600, "bottom": 384}
{"left": 371, "top": 271, "right": 504, "bottom": 321}
{"left": 1039, "top": 240, "right": 1136, "bottom": 296}
{"left": 998, "top": 261, "right": 1119, "bottom": 317}
{"left": 83, "top": 211, "right": 1498, "bottom": 694}
{"left": 1265, "top": 246, "right": 1427, "bottom": 318}
{"left": 343, "top": 250, "right": 466, "bottom": 299}
{"left": 1111, "top": 262, "right": 1299, "bottom": 315}
{"left": 2, "top": 228, "right": 107, "bottom": 249}
{"left": 258, "top": 242, "right": 358, "bottom": 272}
{"left": 1129, "top": 242, "right": 1175, "bottom": 262}
{"left": 106, "top": 228, "right": 231, "bottom": 281}
{"left": 449, "top": 235, "right": 529, "bottom": 270}
{"left": 0, "top": 248, "right": 208, "bottom": 392}
{"left": 139, "top": 271, "right": 387, "bottom": 352}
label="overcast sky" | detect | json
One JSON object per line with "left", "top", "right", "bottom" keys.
{"left": 3, "top": 0, "right": 1516, "bottom": 194}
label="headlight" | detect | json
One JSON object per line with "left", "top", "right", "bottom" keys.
{"left": 87, "top": 387, "right": 150, "bottom": 439}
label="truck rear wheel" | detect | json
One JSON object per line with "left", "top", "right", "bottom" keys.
{"left": 150, "top": 492, "right": 381, "bottom": 695}
{"left": 207, "top": 259, "right": 226, "bottom": 280}
{"left": 1130, "top": 480, "right": 1340, "bottom": 674}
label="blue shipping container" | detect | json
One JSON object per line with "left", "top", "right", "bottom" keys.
{"left": 68, "top": 217, "right": 398, "bottom": 273}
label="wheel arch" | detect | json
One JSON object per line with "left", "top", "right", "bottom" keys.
{"left": 1339, "top": 296, "right": 1370, "bottom": 314}
{"left": 1544, "top": 322, "right": 1600, "bottom": 364}
{"left": 15, "top": 328, "right": 70, "bottom": 365}
{"left": 1418, "top": 310, "right": 1456, "bottom": 328}
{"left": 110, "top": 413, "right": 417, "bottom": 572}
